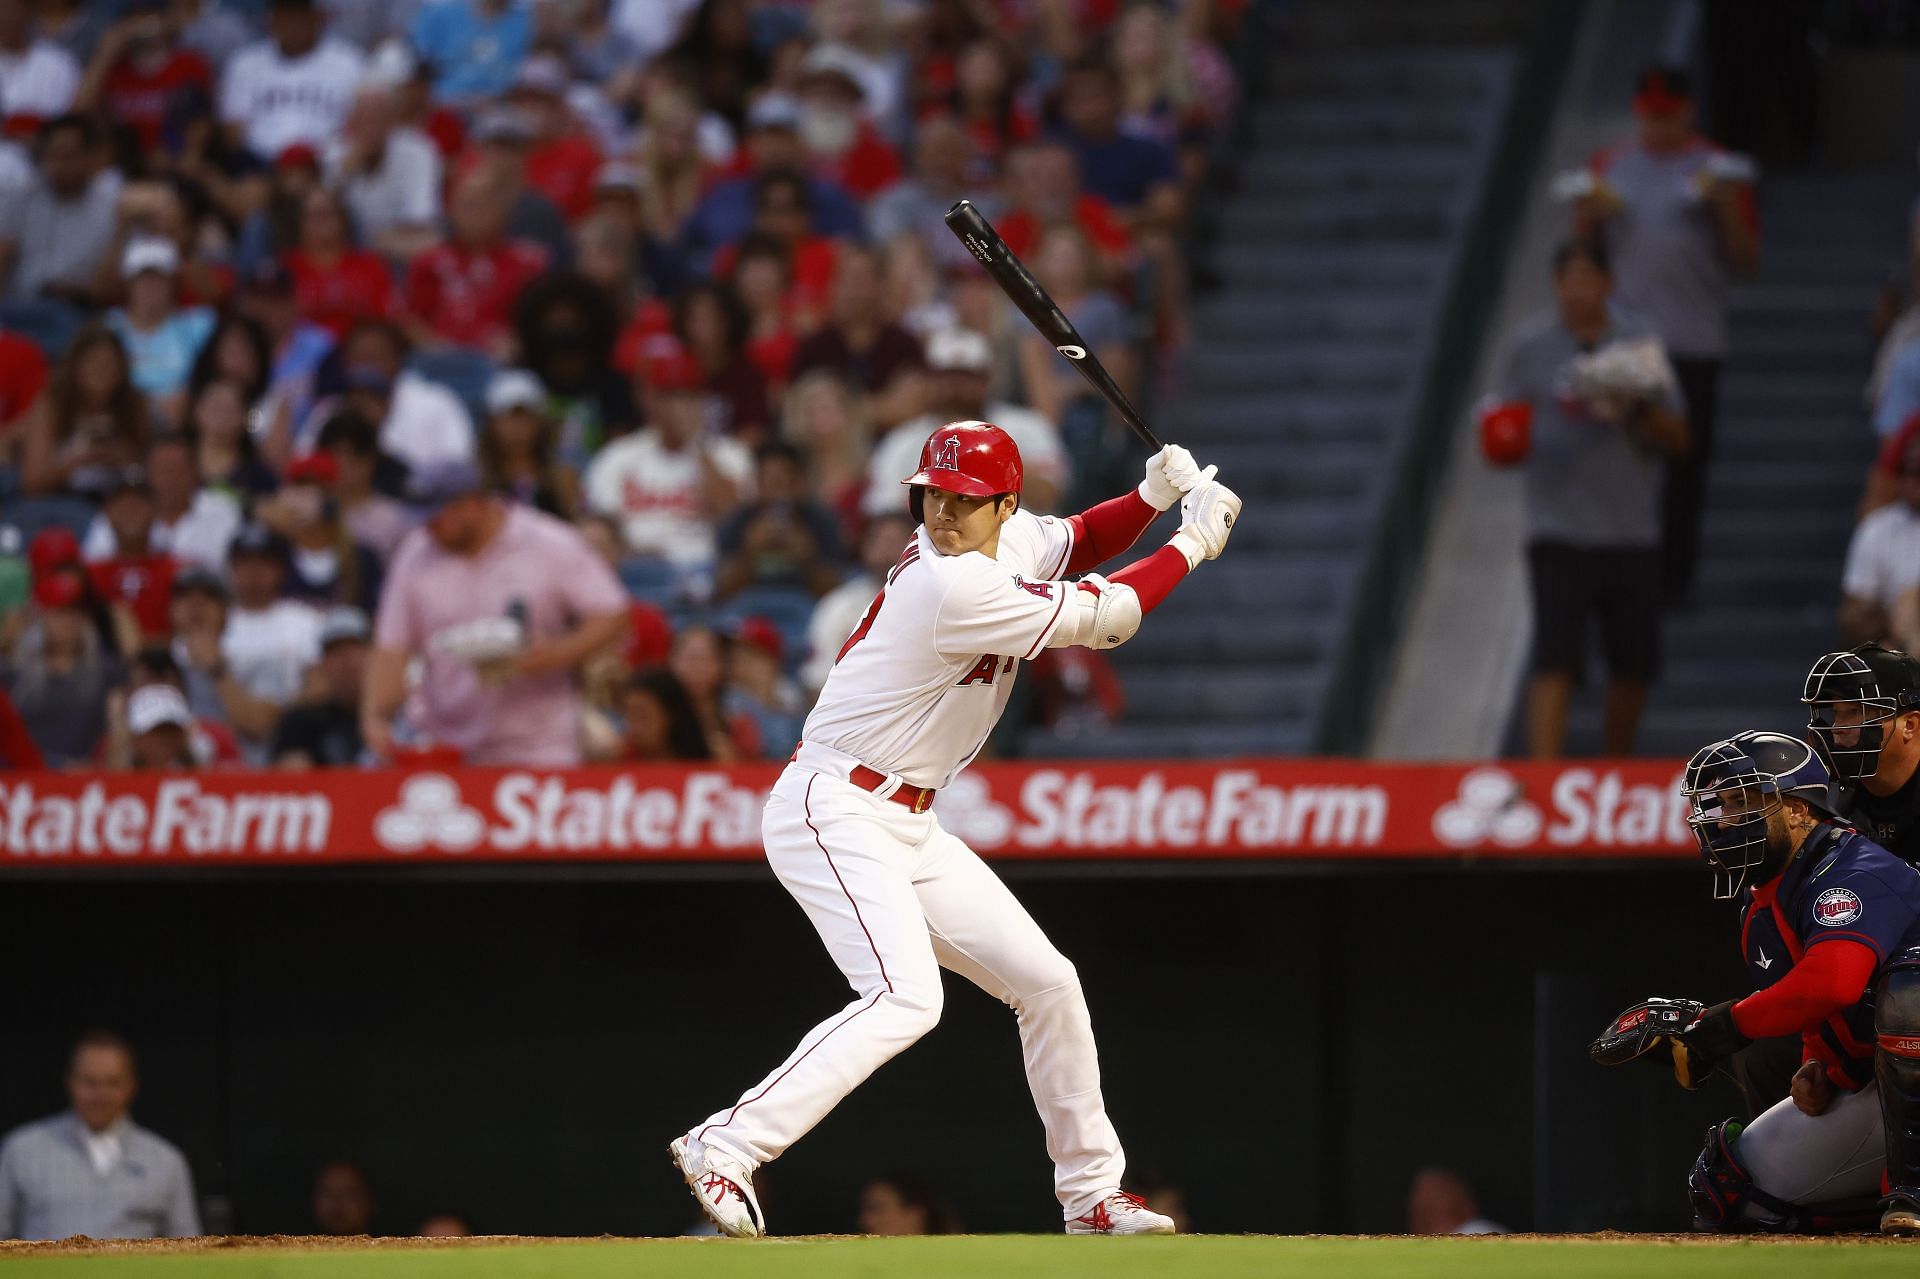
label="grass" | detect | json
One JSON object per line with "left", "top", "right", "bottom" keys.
{"left": 3, "top": 1235, "right": 1919, "bottom": 1279}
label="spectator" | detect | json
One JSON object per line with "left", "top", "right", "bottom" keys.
{"left": 32, "top": 522, "right": 139, "bottom": 658}
{"left": 310, "top": 1159, "right": 375, "bottom": 1235}
{"left": 710, "top": 170, "right": 842, "bottom": 334}
{"left": 660, "top": 0, "right": 762, "bottom": 129}
{"left": 619, "top": 665, "right": 713, "bottom": 762}
{"left": 235, "top": 262, "right": 337, "bottom": 439}
{"left": 186, "top": 377, "right": 279, "bottom": 500}
{"left": 714, "top": 441, "right": 847, "bottom": 601}
{"left": 2, "top": 574, "right": 114, "bottom": 766}
{"left": 101, "top": 644, "right": 242, "bottom": 769}
{"left": 1487, "top": 239, "right": 1688, "bottom": 758}
{"left": 0, "top": 113, "right": 123, "bottom": 305}
{"left": 1863, "top": 413, "right": 1920, "bottom": 517}
{"left": 734, "top": 233, "right": 801, "bottom": 390}
{"left": 942, "top": 37, "right": 1039, "bottom": 183}
{"left": 790, "top": 244, "right": 925, "bottom": 428}
{"left": 629, "top": 81, "right": 711, "bottom": 263}
{"left": 675, "top": 279, "right": 769, "bottom": 439}
{"left": 84, "top": 465, "right": 179, "bottom": 642}
{"left": 410, "top": 0, "right": 531, "bottom": 105}
{"left": 315, "top": 410, "right": 416, "bottom": 560}
{"left": 463, "top": 106, "right": 571, "bottom": 264}
{"left": 363, "top": 458, "right": 627, "bottom": 764}
{"left": 81, "top": 434, "right": 238, "bottom": 571}
{"left": 328, "top": 80, "right": 443, "bottom": 261}
{"left": 995, "top": 140, "right": 1131, "bottom": 273}
{"left": 856, "top": 1173, "right": 958, "bottom": 1236}
{"left": 166, "top": 564, "right": 231, "bottom": 724}
{"left": 402, "top": 168, "right": 549, "bottom": 356}
{"left": 31, "top": 0, "right": 104, "bottom": 68}
{"left": 668, "top": 622, "right": 756, "bottom": 759}
{"left": 271, "top": 604, "right": 370, "bottom": 766}
{"left": 0, "top": 326, "right": 49, "bottom": 438}
{"left": 680, "top": 98, "right": 864, "bottom": 268}
{"left": 1406, "top": 1167, "right": 1507, "bottom": 1235}
{"left": 236, "top": 144, "right": 326, "bottom": 278}
{"left": 308, "top": 319, "right": 475, "bottom": 474}
{"left": 177, "top": 0, "right": 257, "bottom": 68}
{"left": 1841, "top": 428, "right": 1920, "bottom": 646}
{"left": 584, "top": 353, "right": 753, "bottom": 571}
{"left": 122, "top": 681, "right": 199, "bottom": 769}
{"left": 1057, "top": 57, "right": 1183, "bottom": 230}
{"left": 793, "top": 43, "right": 902, "bottom": 202}
{"left": 868, "top": 115, "right": 986, "bottom": 274}
{"left": 75, "top": 3, "right": 214, "bottom": 156}
{"left": 506, "top": 54, "right": 602, "bottom": 223}
{"left": 725, "top": 615, "right": 803, "bottom": 757}
{"left": 1027, "top": 646, "right": 1125, "bottom": 738}
{"left": 0, "top": 0, "right": 80, "bottom": 118}
{"left": 0, "top": 686, "right": 45, "bottom": 769}
{"left": 17, "top": 323, "right": 149, "bottom": 498}
{"left": 1112, "top": 1, "right": 1233, "bottom": 171}
{"left": 0, "top": 1031, "right": 200, "bottom": 1241}
{"left": 284, "top": 187, "right": 397, "bottom": 340}
{"left": 800, "top": 511, "right": 910, "bottom": 695}
{"left": 261, "top": 452, "right": 383, "bottom": 610}
{"left": 217, "top": 522, "right": 322, "bottom": 755}
{"left": 557, "top": 0, "right": 637, "bottom": 86}
{"left": 187, "top": 313, "right": 275, "bottom": 428}
{"left": 511, "top": 270, "right": 633, "bottom": 470}
{"left": 479, "top": 368, "right": 577, "bottom": 518}
{"left": 106, "top": 238, "right": 216, "bottom": 421}
{"left": 876, "top": 326, "right": 1068, "bottom": 515}
{"left": 219, "top": 0, "right": 367, "bottom": 163}
{"left": 1575, "top": 66, "right": 1760, "bottom": 604}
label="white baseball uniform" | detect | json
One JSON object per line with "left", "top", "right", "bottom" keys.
{"left": 690, "top": 509, "right": 1131, "bottom": 1217}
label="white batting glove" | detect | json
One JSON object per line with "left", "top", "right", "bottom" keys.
{"left": 1138, "top": 444, "right": 1205, "bottom": 511}
{"left": 1169, "top": 471, "right": 1241, "bottom": 568}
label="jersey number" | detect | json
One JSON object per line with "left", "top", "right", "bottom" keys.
{"left": 835, "top": 538, "right": 920, "bottom": 665}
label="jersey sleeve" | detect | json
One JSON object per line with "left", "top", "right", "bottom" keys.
{"left": 996, "top": 510, "right": 1074, "bottom": 581}
{"left": 933, "top": 561, "right": 1074, "bottom": 661}
{"left": 1799, "top": 862, "right": 1920, "bottom": 964}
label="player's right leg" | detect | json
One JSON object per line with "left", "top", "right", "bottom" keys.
{"left": 673, "top": 766, "right": 943, "bottom": 1236}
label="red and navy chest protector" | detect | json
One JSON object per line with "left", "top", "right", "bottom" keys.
{"left": 1741, "top": 823, "right": 1920, "bottom": 1088}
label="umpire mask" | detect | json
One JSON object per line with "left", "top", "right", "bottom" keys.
{"left": 1803, "top": 645, "right": 1920, "bottom": 781}
{"left": 1681, "top": 731, "right": 1833, "bottom": 900}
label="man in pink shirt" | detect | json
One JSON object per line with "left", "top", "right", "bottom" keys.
{"left": 362, "top": 459, "right": 627, "bottom": 765}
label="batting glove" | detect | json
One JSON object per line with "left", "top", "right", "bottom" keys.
{"left": 1139, "top": 444, "right": 1205, "bottom": 511}
{"left": 1170, "top": 471, "right": 1240, "bottom": 567}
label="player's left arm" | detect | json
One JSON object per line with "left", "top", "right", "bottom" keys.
{"left": 1047, "top": 477, "right": 1241, "bottom": 651}
{"left": 1059, "top": 445, "right": 1208, "bottom": 575}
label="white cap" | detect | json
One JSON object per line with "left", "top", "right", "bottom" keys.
{"left": 746, "top": 92, "right": 803, "bottom": 131}
{"left": 128, "top": 684, "right": 193, "bottom": 735}
{"left": 926, "top": 328, "right": 992, "bottom": 373}
{"left": 121, "top": 237, "right": 180, "bottom": 280}
{"left": 486, "top": 368, "right": 547, "bottom": 415}
{"left": 594, "top": 161, "right": 644, "bottom": 193}
{"left": 512, "top": 53, "right": 570, "bottom": 99}
{"left": 362, "top": 38, "right": 415, "bottom": 89}
{"left": 800, "top": 43, "right": 869, "bottom": 98}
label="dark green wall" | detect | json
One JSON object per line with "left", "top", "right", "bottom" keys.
{"left": 0, "top": 864, "right": 1746, "bottom": 1237}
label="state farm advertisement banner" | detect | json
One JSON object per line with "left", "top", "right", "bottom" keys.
{"left": 0, "top": 759, "right": 1699, "bottom": 868}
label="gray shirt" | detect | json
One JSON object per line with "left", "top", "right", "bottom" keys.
{"left": 1595, "top": 139, "right": 1740, "bottom": 358}
{"left": 1498, "top": 307, "right": 1681, "bottom": 550}
{"left": 0, "top": 168, "right": 122, "bottom": 302}
{"left": 0, "top": 1113, "right": 200, "bottom": 1241}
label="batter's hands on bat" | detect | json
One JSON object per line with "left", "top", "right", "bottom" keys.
{"left": 1138, "top": 445, "right": 1206, "bottom": 511}
{"left": 1170, "top": 470, "right": 1240, "bottom": 567}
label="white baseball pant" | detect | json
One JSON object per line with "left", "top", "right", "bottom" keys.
{"left": 693, "top": 751, "right": 1127, "bottom": 1217}
{"left": 1738, "top": 1080, "right": 1884, "bottom": 1213}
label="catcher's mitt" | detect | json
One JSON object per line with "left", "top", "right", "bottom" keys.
{"left": 1588, "top": 997, "right": 1715, "bottom": 1089}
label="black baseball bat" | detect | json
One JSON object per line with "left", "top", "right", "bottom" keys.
{"left": 944, "top": 198, "right": 1161, "bottom": 450}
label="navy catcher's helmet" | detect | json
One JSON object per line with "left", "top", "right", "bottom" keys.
{"left": 1802, "top": 643, "right": 1920, "bottom": 781}
{"left": 1681, "top": 730, "right": 1835, "bottom": 900}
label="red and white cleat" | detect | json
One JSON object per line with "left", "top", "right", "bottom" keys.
{"left": 669, "top": 1135, "right": 764, "bottom": 1238}
{"left": 1066, "top": 1189, "right": 1176, "bottom": 1235}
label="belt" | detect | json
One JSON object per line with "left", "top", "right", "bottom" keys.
{"left": 790, "top": 742, "right": 938, "bottom": 813}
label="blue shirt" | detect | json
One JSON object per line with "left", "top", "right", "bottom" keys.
{"left": 1875, "top": 343, "right": 1920, "bottom": 438}
{"left": 409, "top": 0, "right": 531, "bottom": 101}
{"left": 1741, "top": 823, "right": 1920, "bottom": 1087}
{"left": 1063, "top": 128, "right": 1177, "bottom": 210}
{"left": 106, "top": 308, "right": 216, "bottom": 399}
{"left": 680, "top": 176, "right": 865, "bottom": 271}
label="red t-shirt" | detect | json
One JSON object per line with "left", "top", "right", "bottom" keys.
{"left": 815, "top": 125, "right": 903, "bottom": 201}
{"left": 102, "top": 50, "right": 213, "bottom": 150}
{"left": 285, "top": 248, "right": 396, "bottom": 339}
{"left": 745, "top": 327, "right": 797, "bottom": 388}
{"left": 0, "top": 330, "right": 49, "bottom": 426}
{"left": 710, "top": 236, "right": 840, "bottom": 325}
{"left": 612, "top": 298, "right": 677, "bottom": 378}
{"left": 527, "top": 134, "right": 605, "bottom": 223}
{"left": 997, "top": 194, "right": 1132, "bottom": 263}
{"left": 88, "top": 553, "right": 179, "bottom": 640}
{"left": 403, "top": 239, "right": 550, "bottom": 350}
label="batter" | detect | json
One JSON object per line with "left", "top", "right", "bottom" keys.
{"left": 670, "top": 421, "right": 1240, "bottom": 1237}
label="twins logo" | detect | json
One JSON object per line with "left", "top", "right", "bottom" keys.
{"left": 1813, "top": 887, "right": 1864, "bottom": 928}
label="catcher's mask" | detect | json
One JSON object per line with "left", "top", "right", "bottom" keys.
{"left": 1802, "top": 644, "right": 1920, "bottom": 781}
{"left": 1681, "top": 731, "right": 1833, "bottom": 900}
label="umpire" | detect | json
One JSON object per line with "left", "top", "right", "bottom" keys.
{"left": 1728, "top": 643, "right": 1920, "bottom": 1118}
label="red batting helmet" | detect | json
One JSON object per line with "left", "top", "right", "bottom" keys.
{"left": 903, "top": 420, "right": 1023, "bottom": 499}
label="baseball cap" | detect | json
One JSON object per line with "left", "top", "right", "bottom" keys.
{"left": 121, "top": 237, "right": 180, "bottom": 280}
{"left": 799, "top": 43, "right": 868, "bottom": 99}
{"left": 172, "top": 564, "right": 229, "bottom": 600}
{"left": 33, "top": 573, "right": 84, "bottom": 610}
{"left": 276, "top": 142, "right": 321, "bottom": 171}
{"left": 594, "top": 161, "right": 644, "bottom": 195}
{"left": 28, "top": 525, "right": 82, "bottom": 575}
{"left": 471, "top": 106, "right": 535, "bottom": 145}
{"left": 510, "top": 53, "right": 570, "bottom": 100}
{"left": 746, "top": 94, "right": 803, "bottom": 133}
{"left": 284, "top": 452, "right": 340, "bottom": 486}
{"left": 926, "top": 328, "right": 992, "bottom": 374}
{"left": 319, "top": 604, "right": 371, "bottom": 649}
{"left": 732, "top": 615, "right": 783, "bottom": 662}
{"left": 644, "top": 349, "right": 706, "bottom": 394}
{"left": 405, "top": 457, "right": 486, "bottom": 512}
{"left": 229, "top": 522, "right": 289, "bottom": 562}
{"left": 127, "top": 683, "right": 193, "bottom": 735}
{"left": 486, "top": 368, "right": 547, "bottom": 415}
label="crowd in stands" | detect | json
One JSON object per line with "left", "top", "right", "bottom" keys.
{"left": 0, "top": 0, "right": 1246, "bottom": 772}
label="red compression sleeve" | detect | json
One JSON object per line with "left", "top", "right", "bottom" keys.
{"left": 1730, "top": 941, "right": 1879, "bottom": 1039}
{"left": 1064, "top": 489, "right": 1160, "bottom": 574}
{"left": 1106, "top": 544, "right": 1189, "bottom": 614}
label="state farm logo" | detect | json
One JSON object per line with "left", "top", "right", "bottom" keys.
{"left": 933, "top": 774, "right": 1015, "bottom": 848}
{"left": 1432, "top": 767, "right": 1543, "bottom": 849}
{"left": 375, "top": 774, "right": 485, "bottom": 853}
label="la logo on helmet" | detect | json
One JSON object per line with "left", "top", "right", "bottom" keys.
{"left": 934, "top": 437, "right": 962, "bottom": 470}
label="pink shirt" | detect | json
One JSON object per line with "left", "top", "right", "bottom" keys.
{"left": 375, "top": 504, "right": 626, "bottom": 765}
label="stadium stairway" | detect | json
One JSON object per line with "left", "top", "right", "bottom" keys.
{"left": 1557, "top": 170, "right": 1911, "bottom": 755}
{"left": 1025, "top": 6, "right": 1533, "bottom": 758}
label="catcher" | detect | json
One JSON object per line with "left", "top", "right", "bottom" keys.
{"left": 1591, "top": 730, "right": 1920, "bottom": 1233}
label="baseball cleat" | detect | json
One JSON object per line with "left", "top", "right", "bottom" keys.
{"left": 670, "top": 1135, "right": 764, "bottom": 1238}
{"left": 1883, "top": 1188, "right": 1920, "bottom": 1235}
{"left": 1066, "top": 1189, "right": 1176, "bottom": 1235}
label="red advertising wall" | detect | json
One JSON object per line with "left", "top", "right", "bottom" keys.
{"left": 0, "top": 759, "right": 1696, "bottom": 866}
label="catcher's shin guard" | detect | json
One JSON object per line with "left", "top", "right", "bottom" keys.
{"left": 1876, "top": 951, "right": 1920, "bottom": 1219}
{"left": 1687, "top": 1120, "right": 1880, "bottom": 1233}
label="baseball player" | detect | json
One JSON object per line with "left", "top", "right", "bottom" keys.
{"left": 1805, "top": 644, "right": 1920, "bottom": 867}
{"left": 669, "top": 421, "right": 1240, "bottom": 1237}
{"left": 1590, "top": 730, "right": 1920, "bottom": 1234}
